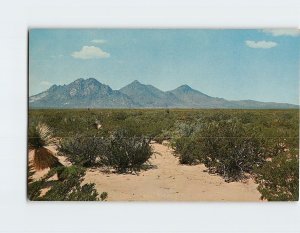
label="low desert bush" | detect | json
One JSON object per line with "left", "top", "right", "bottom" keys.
{"left": 153, "top": 129, "right": 172, "bottom": 144}
{"left": 168, "top": 120, "right": 203, "bottom": 147}
{"left": 197, "top": 119, "right": 267, "bottom": 181}
{"left": 28, "top": 165, "right": 107, "bottom": 201}
{"left": 112, "top": 111, "right": 128, "bottom": 121}
{"left": 41, "top": 177, "right": 100, "bottom": 201}
{"left": 101, "top": 129, "right": 153, "bottom": 173}
{"left": 174, "top": 119, "right": 267, "bottom": 181}
{"left": 59, "top": 135, "right": 109, "bottom": 167}
{"left": 174, "top": 136, "right": 201, "bottom": 165}
{"left": 255, "top": 152, "right": 299, "bottom": 201}
{"left": 43, "top": 165, "right": 85, "bottom": 181}
{"left": 28, "top": 180, "right": 45, "bottom": 200}
{"left": 59, "top": 130, "right": 153, "bottom": 173}
{"left": 153, "top": 134, "right": 165, "bottom": 144}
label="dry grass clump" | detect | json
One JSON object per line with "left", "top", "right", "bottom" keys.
{"left": 28, "top": 122, "right": 60, "bottom": 170}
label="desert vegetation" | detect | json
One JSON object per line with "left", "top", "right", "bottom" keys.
{"left": 58, "top": 130, "right": 152, "bottom": 173}
{"left": 28, "top": 121, "right": 108, "bottom": 201}
{"left": 28, "top": 122, "right": 61, "bottom": 170}
{"left": 28, "top": 109, "right": 299, "bottom": 201}
{"left": 28, "top": 165, "right": 106, "bottom": 201}
{"left": 255, "top": 152, "right": 299, "bottom": 201}
{"left": 174, "top": 119, "right": 267, "bottom": 181}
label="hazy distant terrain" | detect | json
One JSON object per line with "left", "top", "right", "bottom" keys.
{"left": 29, "top": 78, "right": 298, "bottom": 109}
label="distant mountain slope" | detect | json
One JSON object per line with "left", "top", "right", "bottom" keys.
{"left": 167, "top": 85, "right": 238, "bottom": 108}
{"left": 231, "top": 100, "right": 298, "bottom": 109}
{"left": 119, "top": 80, "right": 183, "bottom": 107}
{"left": 29, "top": 78, "right": 298, "bottom": 109}
{"left": 29, "top": 78, "right": 138, "bottom": 108}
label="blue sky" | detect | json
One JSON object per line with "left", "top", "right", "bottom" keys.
{"left": 29, "top": 29, "right": 300, "bottom": 104}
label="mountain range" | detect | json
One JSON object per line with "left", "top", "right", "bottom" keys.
{"left": 29, "top": 78, "right": 298, "bottom": 109}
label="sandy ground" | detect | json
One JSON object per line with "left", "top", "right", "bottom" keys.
{"left": 28, "top": 143, "right": 261, "bottom": 201}
{"left": 84, "top": 142, "right": 261, "bottom": 201}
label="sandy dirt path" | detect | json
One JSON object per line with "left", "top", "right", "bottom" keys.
{"left": 84, "top": 142, "right": 261, "bottom": 201}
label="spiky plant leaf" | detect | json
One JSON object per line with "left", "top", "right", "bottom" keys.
{"left": 28, "top": 122, "right": 57, "bottom": 149}
{"left": 33, "top": 147, "right": 60, "bottom": 170}
{"left": 28, "top": 122, "right": 60, "bottom": 170}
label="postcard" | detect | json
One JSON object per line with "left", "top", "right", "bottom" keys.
{"left": 28, "top": 29, "right": 299, "bottom": 201}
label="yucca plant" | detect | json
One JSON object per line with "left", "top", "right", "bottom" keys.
{"left": 28, "top": 122, "right": 60, "bottom": 170}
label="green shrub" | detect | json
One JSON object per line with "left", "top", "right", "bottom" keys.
{"left": 168, "top": 120, "right": 203, "bottom": 147}
{"left": 174, "top": 136, "right": 201, "bottom": 165}
{"left": 153, "top": 129, "right": 172, "bottom": 144}
{"left": 196, "top": 119, "right": 266, "bottom": 181}
{"left": 174, "top": 121, "right": 202, "bottom": 137}
{"left": 255, "top": 153, "right": 299, "bottom": 201}
{"left": 59, "top": 135, "right": 109, "bottom": 167}
{"left": 43, "top": 165, "right": 85, "bottom": 181}
{"left": 28, "top": 180, "right": 44, "bottom": 200}
{"left": 239, "top": 112, "right": 258, "bottom": 124}
{"left": 28, "top": 165, "right": 107, "bottom": 201}
{"left": 41, "top": 178, "right": 100, "bottom": 201}
{"left": 113, "top": 111, "right": 128, "bottom": 121}
{"left": 57, "top": 165, "right": 86, "bottom": 180}
{"left": 153, "top": 135, "right": 164, "bottom": 144}
{"left": 59, "top": 130, "right": 152, "bottom": 173}
{"left": 204, "top": 112, "right": 231, "bottom": 122}
{"left": 101, "top": 129, "right": 153, "bottom": 173}
{"left": 118, "top": 119, "right": 143, "bottom": 137}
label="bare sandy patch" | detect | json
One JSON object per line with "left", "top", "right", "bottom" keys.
{"left": 84, "top": 142, "right": 261, "bottom": 201}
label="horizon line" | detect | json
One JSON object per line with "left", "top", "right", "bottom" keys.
{"left": 29, "top": 77, "right": 299, "bottom": 106}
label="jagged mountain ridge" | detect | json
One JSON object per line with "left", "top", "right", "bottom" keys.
{"left": 119, "top": 80, "right": 183, "bottom": 107}
{"left": 29, "top": 78, "right": 138, "bottom": 108}
{"left": 29, "top": 78, "right": 298, "bottom": 109}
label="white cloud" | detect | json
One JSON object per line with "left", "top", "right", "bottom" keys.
{"left": 91, "top": 39, "right": 107, "bottom": 44}
{"left": 262, "top": 29, "right": 300, "bottom": 37}
{"left": 71, "top": 46, "right": 110, "bottom": 59}
{"left": 245, "top": 40, "right": 278, "bottom": 49}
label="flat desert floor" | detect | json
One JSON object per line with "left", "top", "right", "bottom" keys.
{"left": 84, "top": 142, "right": 261, "bottom": 201}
